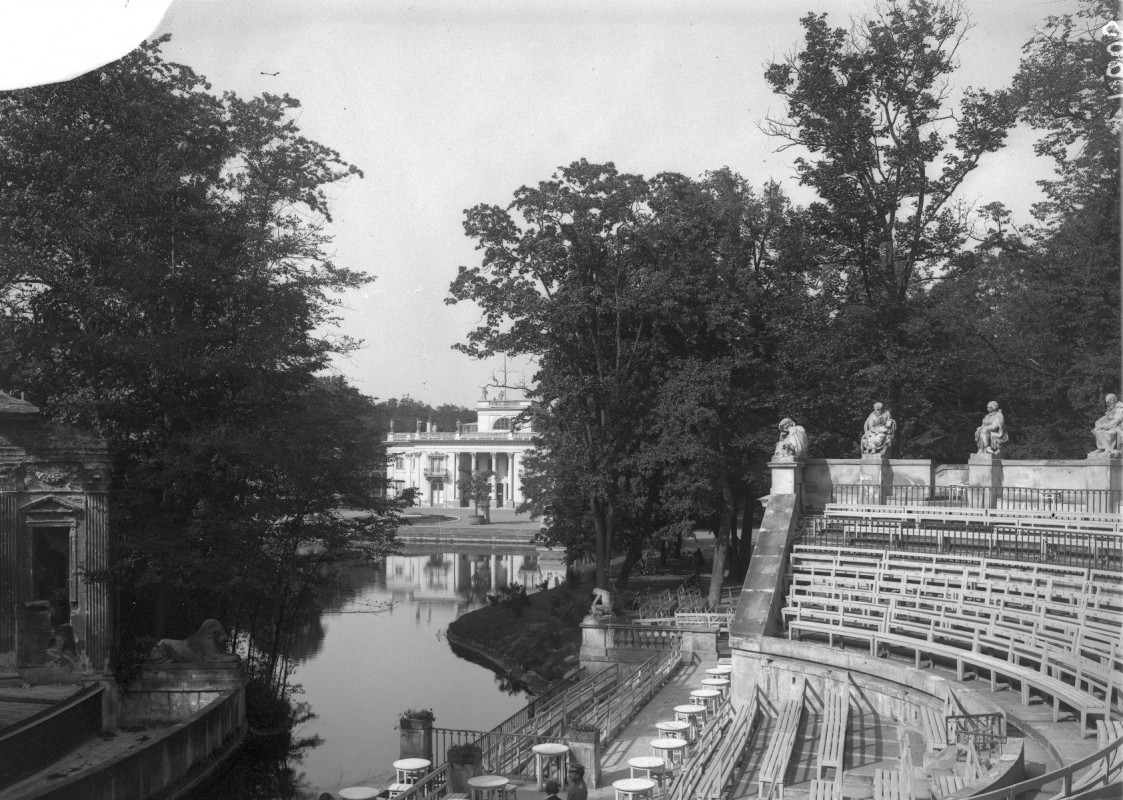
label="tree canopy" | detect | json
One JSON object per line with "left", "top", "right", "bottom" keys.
{"left": 0, "top": 37, "right": 407, "bottom": 693}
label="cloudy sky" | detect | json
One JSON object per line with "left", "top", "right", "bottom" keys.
{"left": 3, "top": 0, "right": 1079, "bottom": 406}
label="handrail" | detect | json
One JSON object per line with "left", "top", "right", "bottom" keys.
{"left": 568, "top": 645, "right": 682, "bottom": 739}
{"left": 970, "top": 727, "right": 1123, "bottom": 800}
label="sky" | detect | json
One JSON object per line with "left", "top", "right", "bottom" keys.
{"left": 2, "top": 0, "right": 1083, "bottom": 406}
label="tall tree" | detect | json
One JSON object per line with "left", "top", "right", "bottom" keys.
{"left": 448, "top": 160, "right": 663, "bottom": 589}
{"left": 0, "top": 38, "right": 405, "bottom": 689}
{"left": 763, "top": 0, "right": 1016, "bottom": 448}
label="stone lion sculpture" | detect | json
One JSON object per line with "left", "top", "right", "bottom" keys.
{"left": 147, "top": 619, "right": 240, "bottom": 664}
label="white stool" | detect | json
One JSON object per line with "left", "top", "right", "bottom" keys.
{"left": 387, "top": 785, "right": 412, "bottom": 799}
{"left": 613, "top": 777, "right": 656, "bottom": 800}
{"left": 717, "top": 657, "right": 732, "bottom": 666}
{"left": 532, "top": 742, "right": 569, "bottom": 789}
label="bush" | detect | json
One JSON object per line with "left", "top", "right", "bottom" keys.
{"left": 548, "top": 591, "right": 587, "bottom": 626}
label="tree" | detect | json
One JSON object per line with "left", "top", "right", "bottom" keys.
{"left": 448, "top": 160, "right": 664, "bottom": 589}
{"left": 763, "top": 0, "right": 1017, "bottom": 448}
{"left": 0, "top": 38, "right": 406, "bottom": 692}
{"left": 457, "top": 469, "right": 496, "bottom": 522}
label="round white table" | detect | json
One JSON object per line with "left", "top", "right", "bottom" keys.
{"left": 339, "top": 788, "right": 380, "bottom": 800}
{"left": 628, "top": 756, "right": 667, "bottom": 780}
{"left": 468, "top": 774, "right": 510, "bottom": 800}
{"left": 532, "top": 741, "right": 570, "bottom": 788}
{"left": 706, "top": 665, "right": 733, "bottom": 678}
{"left": 650, "top": 737, "right": 689, "bottom": 768}
{"left": 690, "top": 688, "right": 722, "bottom": 717}
{"left": 393, "top": 757, "right": 432, "bottom": 784}
{"left": 701, "top": 677, "right": 731, "bottom": 698}
{"left": 655, "top": 719, "right": 691, "bottom": 740}
{"left": 673, "top": 703, "right": 706, "bottom": 739}
{"left": 613, "top": 777, "right": 657, "bottom": 800}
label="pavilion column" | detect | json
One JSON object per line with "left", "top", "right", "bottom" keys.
{"left": 451, "top": 453, "right": 458, "bottom": 501}
{"left": 491, "top": 451, "right": 499, "bottom": 505}
{"left": 511, "top": 452, "right": 520, "bottom": 506}
{"left": 491, "top": 554, "right": 501, "bottom": 589}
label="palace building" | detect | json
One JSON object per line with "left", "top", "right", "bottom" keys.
{"left": 385, "top": 395, "right": 534, "bottom": 508}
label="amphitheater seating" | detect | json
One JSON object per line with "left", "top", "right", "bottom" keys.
{"left": 757, "top": 678, "right": 805, "bottom": 800}
{"left": 873, "top": 768, "right": 913, "bottom": 800}
{"left": 931, "top": 774, "right": 965, "bottom": 799}
{"left": 809, "top": 779, "right": 841, "bottom": 800}
{"left": 785, "top": 545, "right": 1123, "bottom": 737}
{"left": 815, "top": 679, "right": 849, "bottom": 782}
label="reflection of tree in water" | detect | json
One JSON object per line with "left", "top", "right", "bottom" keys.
{"left": 189, "top": 701, "right": 323, "bottom": 800}
{"left": 448, "top": 641, "right": 528, "bottom": 697}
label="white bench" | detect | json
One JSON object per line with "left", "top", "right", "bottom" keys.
{"left": 757, "top": 679, "right": 805, "bottom": 800}
{"left": 816, "top": 678, "right": 849, "bottom": 782}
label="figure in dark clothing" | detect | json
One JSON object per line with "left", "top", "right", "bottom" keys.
{"left": 567, "top": 764, "right": 588, "bottom": 800}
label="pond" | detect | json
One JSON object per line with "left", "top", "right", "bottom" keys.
{"left": 193, "top": 543, "right": 568, "bottom": 799}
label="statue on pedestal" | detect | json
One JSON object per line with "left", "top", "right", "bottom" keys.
{"left": 589, "top": 587, "right": 612, "bottom": 618}
{"left": 146, "top": 619, "right": 240, "bottom": 664}
{"left": 1090, "top": 393, "right": 1123, "bottom": 457}
{"left": 974, "top": 401, "right": 1008, "bottom": 456}
{"left": 860, "top": 402, "right": 896, "bottom": 456}
{"left": 773, "top": 417, "right": 808, "bottom": 459}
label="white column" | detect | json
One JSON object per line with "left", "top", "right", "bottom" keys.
{"left": 491, "top": 451, "right": 499, "bottom": 505}
{"left": 491, "top": 554, "right": 500, "bottom": 589}
{"left": 451, "top": 453, "right": 459, "bottom": 501}
{"left": 511, "top": 451, "right": 520, "bottom": 505}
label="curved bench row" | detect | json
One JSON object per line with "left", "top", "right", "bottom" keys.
{"left": 785, "top": 546, "right": 1123, "bottom": 737}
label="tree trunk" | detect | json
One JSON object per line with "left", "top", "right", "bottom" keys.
{"left": 707, "top": 480, "right": 737, "bottom": 609}
{"left": 590, "top": 495, "right": 614, "bottom": 589}
{"left": 615, "top": 538, "right": 644, "bottom": 591}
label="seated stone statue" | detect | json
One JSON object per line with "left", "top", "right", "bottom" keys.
{"left": 974, "top": 401, "right": 1008, "bottom": 456}
{"left": 773, "top": 417, "right": 808, "bottom": 459}
{"left": 147, "top": 619, "right": 240, "bottom": 664}
{"left": 589, "top": 587, "right": 612, "bottom": 618}
{"left": 860, "top": 402, "right": 896, "bottom": 456}
{"left": 1091, "top": 393, "right": 1123, "bottom": 456}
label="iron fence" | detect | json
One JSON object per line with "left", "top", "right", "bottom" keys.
{"left": 830, "top": 484, "right": 1122, "bottom": 513}
{"left": 797, "top": 516, "right": 1122, "bottom": 571}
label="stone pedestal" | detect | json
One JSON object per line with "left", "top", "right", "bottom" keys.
{"left": 967, "top": 454, "right": 1001, "bottom": 508}
{"left": 857, "top": 455, "right": 890, "bottom": 505}
{"left": 121, "top": 661, "right": 245, "bottom": 725}
{"left": 767, "top": 459, "right": 805, "bottom": 508}
{"left": 566, "top": 728, "right": 602, "bottom": 788}
{"left": 679, "top": 627, "right": 719, "bottom": 658}
{"left": 399, "top": 716, "right": 434, "bottom": 761}
{"left": 578, "top": 617, "right": 612, "bottom": 672}
{"left": 1084, "top": 456, "right": 1123, "bottom": 511}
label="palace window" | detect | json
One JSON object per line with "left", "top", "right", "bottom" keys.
{"left": 492, "top": 417, "right": 510, "bottom": 431}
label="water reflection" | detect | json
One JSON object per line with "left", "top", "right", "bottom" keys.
{"left": 192, "top": 545, "right": 564, "bottom": 799}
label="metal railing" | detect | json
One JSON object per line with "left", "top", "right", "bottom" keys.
{"left": 796, "top": 517, "right": 1122, "bottom": 571}
{"left": 431, "top": 728, "right": 565, "bottom": 780}
{"left": 948, "top": 713, "right": 1007, "bottom": 757}
{"left": 829, "top": 484, "right": 1121, "bottom": 513}
{"left": 970, "top": 727, "right": 1123, "bottom": 800}
{"left": 668, "top": 686, "right": 760, "bottom": 800}
{"left": 567, "top": 645, "right": 683, "bottom": 740}
{"left": 606, "top": 624, "right": 683, "bottom": 650}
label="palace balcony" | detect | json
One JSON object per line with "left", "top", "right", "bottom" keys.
{"left": 423, "top": 468, "right": 449, "bottom": 480}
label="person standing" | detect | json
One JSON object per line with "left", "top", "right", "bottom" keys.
{"left": 566, "top": 764, "right": 588, "bottom": 800}
{"left": 544, "top": 780, "right": 562, "bottom": 800}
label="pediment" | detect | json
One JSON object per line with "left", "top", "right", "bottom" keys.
{"left": 19, "top": 494, "right": 85, "bottom": 518}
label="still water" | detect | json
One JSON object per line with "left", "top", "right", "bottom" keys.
{"left": 196, "top": 544, "right": 567, "bottom": 800}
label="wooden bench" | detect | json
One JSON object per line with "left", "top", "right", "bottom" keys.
{"left": 757, "top": 679, "right": 805, "bottom": 800}
{"left": 816, "top": 678, "right": 849, "bottom": 782}
{"left": 921, "top": 706, "right": 947, "bottom": 752}
{"left": 931, "top": 774, "right": 964, "bottom": 799}
{"left": 873, "top": 769, "right": 913, "bottom": 800}
{"left": 809, "top": 779, "right": 841, "bottom": 800}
